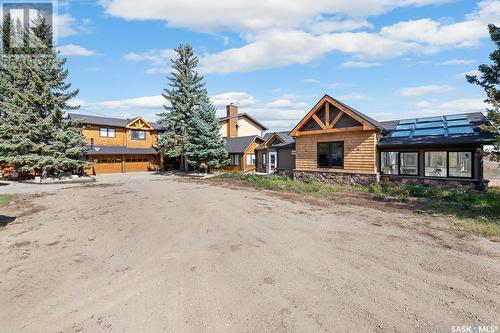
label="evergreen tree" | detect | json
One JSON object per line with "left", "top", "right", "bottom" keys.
{"left": 467, "top": 24, "right": 500, "bottom": 163}
{"left": 158, "top": 44, "right": 206, "bottom": 171}
{"left": 186, "top": 98, "right": 228, "bottom": 172}
{"left": 0, "top": 16, "right": 88, "bottom": 176}
{"left": 2, "top": 12, "right": 12, "bottom": 54}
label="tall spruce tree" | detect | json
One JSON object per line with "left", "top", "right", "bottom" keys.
{"left": 0, "top": 15, "right": 87, "bottom": 176}
{"left": 2, "top": 12, "right": 12, "bottom": 54}
{"left": 467, "top": 24, "right": 500, "bottom": 163}
{"left": 158, "top": 44, "right": 206, "bottom": 171}
{"left": 186, "top": 98, "right": 228, "bottom": 172}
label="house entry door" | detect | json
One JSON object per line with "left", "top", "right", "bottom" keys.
{"left": 268, "top": 152, "right": 277, "bottom": 173}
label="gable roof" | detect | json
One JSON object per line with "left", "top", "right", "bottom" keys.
{"left": 219, "top": 113, "right": 268, "bottom": 131}
{"left": 225, "top": 135, "right": 264, "bottom": 154}
{"left": 256, "top": 131, "right": 294, "bottom": 150}
{"left": 378, "top": 112, "right": 495, "bottom": 147}
{"left": 290, "top": 94, "right": 385, "bottom": 136}
{"left": 68, "top": 113, "right": 165, "bottom": 131}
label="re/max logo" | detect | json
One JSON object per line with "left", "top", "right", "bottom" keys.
{"left": 452, "top": 325, "right": 499, "bottom": 333}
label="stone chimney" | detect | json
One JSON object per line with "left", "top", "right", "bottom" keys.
{"left": 226, "top": 103, "right": 239, "bottom": 138}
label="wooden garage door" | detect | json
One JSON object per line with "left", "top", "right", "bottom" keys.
{"left": 92, "top": 157, "right": 123, "bottom": 174}
{"left": 124, "top": 156, "right": 150, "bottom": 172}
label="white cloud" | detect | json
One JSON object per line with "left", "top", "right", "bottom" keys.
{"left": 441, "top": 59, "right": 475, "bottom": 65}
{"left": 397, "top": 85, "right": 455, "bottom": 97}
{"left": 340, "top": 61, "right": 382, "bottom": 68}
{"left": 302, "top": 78, "right": 320, "bottom": 83}
{"left": 124, "top": 49, "right": 176, "bottom": 65}
{"left": 94, "top": 95, "right": 165, "bottom": 109}
{"left": 415, "top": 98, "right": 488, "bottom": 115}
{"left": 265, "top": 98, "right": 308, "bottom": 109}
{"left": 54, "top": 14, "right": 93, "bottom": 39}
{"left": 309, "top": 18, "right": 372, "bottom": 34}
{"left": 210, "top": 92, "right": 257, "bottom": 107}
{"left": 101, "top": 0, "right": 452, "bottom": 33}
{"left": 115, "top": 1, "right": 499, "bottom": 74}
{"left": 454, "top": 69, "right": 481, "bottom": 80}
{"left": 336, "top": 93, "right": 366, "bottom": 101}
{"left": 58, "top": 44, "right": 95, "bottom": 56}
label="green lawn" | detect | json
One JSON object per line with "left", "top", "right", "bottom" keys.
{"left": 0, "top": 195, "right": 11, "bottom": 206}
{"left": 213, "top": 173, "right": 500, "bottom": 238}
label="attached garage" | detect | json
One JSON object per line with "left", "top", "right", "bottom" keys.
{"left": 124, "top": 155, "right": 150, "bottom": 173}
{"left": 85, "top": 146, "right": 160, "bottom": 175}
{"left": 92, "top": 156, "right": 123, "bottom": 174}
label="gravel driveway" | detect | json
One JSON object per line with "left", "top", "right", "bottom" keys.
{"left": 0, "top": 173, "right": 498, "bottom": 332}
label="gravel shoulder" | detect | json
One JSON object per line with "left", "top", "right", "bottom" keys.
{"left": 0, "top": 173, "right": 499, "bottom": 332}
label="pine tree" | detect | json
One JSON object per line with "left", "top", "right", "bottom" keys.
{"left": 158, "top": 44, "right": 206, "bottom": 171}
{"left": 0, "top": 15, "right": 88, "bottom": 176}
{"left": 467, "top": 24, "right": 500, "bottom": 163}
{"left": 2, "top": 12, "right": 12, "bottom": 54}
{"left": 186, "top": 98, "right": 228, "bottom": 172}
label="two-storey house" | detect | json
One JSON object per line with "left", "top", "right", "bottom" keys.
{"left": 69, "top": 113, "right": 165, "bottom": 174}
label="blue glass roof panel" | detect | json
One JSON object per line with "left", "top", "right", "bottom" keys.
{"left": 448, "top": 126, "right": 474, "bottom": 135}
{"left": 415, "top": 122, "right": 444, "bottom": 129}
{"left": 445, "top": 114, "right": 467, "bottom": 121}
{"left": 413, "top": 128, "right": 446, "bottom": 136}
{"left": 398, "top": 119, "right": 415, "bottom": 125}
{"left": 391, "top": 130, "right": 412, "bottom": 137}
{"left": 417, "top": 116, "right": 443, "bottom": 123}
{"left": 395, "top": 124, "right": 414, "bottom": 130}
{"left": 447, "top": 120, "right": 470, "bottom": 127}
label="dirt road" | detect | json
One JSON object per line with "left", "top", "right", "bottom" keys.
{"left": 1, "top": 173, "right": 499, "bottom": 332}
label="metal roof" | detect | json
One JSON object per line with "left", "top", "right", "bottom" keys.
{"left": 225, "top": 135, "right": 263, "bottom": 154}
{"left": 68, "top": 113, "right": 165, "bottom": 131}
{"left": 85, "top": 145, "right": 159, "bottom": 156}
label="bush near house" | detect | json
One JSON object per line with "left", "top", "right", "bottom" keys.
{"left": 213, "top": 173, "right": 500, "bottom": 237}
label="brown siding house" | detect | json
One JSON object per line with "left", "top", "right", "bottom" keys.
{"left": 290, "top": 95, "right": 495, "bottom": 189}
{"left": 69, "top": 113, "right": 165, "bottom": 175}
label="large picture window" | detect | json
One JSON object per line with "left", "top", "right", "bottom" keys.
{"left": 381, "top": 152, "right": 398, "bottom": 175}
{"left": 448, "top": 152, "right": 472, "bottom": 178}
{"left": 425, "top": 151, "right": 447, "bottom": 177}
{"left": 317, "top": 142, "right": 344, "bottom": 168}
{"left": 229, "top": 154, "right": 240, "bottom": 166}
{"left": 400, "top": 152, "right": 418, "bottom": 175}
{"left": 131, "top": 130, "right": 146, "bottom": 140}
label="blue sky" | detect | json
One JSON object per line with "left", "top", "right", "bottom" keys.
{"left": 49, "top": 0, "right": 500, "bottom": 131}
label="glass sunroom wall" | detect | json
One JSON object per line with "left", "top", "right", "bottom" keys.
{"left": 448, "top": 152, "right": 472, "bottom": 178}
{"left": 425, "top": 152, "right": 447, "bottom": 177}
{"left": 381, "top": 152, "right": 399, "bottom": 174}
{"left": 400, "top": 152, "right": 418, "bottom": 175}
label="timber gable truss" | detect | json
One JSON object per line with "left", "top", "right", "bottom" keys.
{"left": 289, "top": 95, "right": 376, "bottom": 137}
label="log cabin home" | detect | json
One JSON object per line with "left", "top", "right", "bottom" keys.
{"left": 69, "top": 113, "right": 165, "bottom": 174}
{"left": 290, "top": 95, "right": 496, "bottom": 190}
{"left": 220, "top": 104, "right": 267, "bottom": 172}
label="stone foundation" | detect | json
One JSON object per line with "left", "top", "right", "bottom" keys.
{"left": 274, "top": 168, "right": 294, "bottom": 179}
{"left": 293, "top": 170, "right": 379, "bottom": 186}
{"left": 380, "top": 175, "right": 487, "bottom": 191}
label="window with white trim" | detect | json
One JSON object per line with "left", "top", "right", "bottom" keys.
{"left": 246, "top": 154, "right": 256, "bottom": 166}
{"left": 100, "top": 128, "right": 116, "bottom": 138}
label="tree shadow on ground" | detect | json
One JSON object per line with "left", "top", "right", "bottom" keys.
{"left": 0, "top": 215, "right": 16, "bottom": 227}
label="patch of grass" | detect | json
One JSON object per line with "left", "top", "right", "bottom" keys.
{"left": 213, "top": 173, "right": 500, "bottom": 237}
{"left": 0, "top": 194, "right": 12, "bottom": 206}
